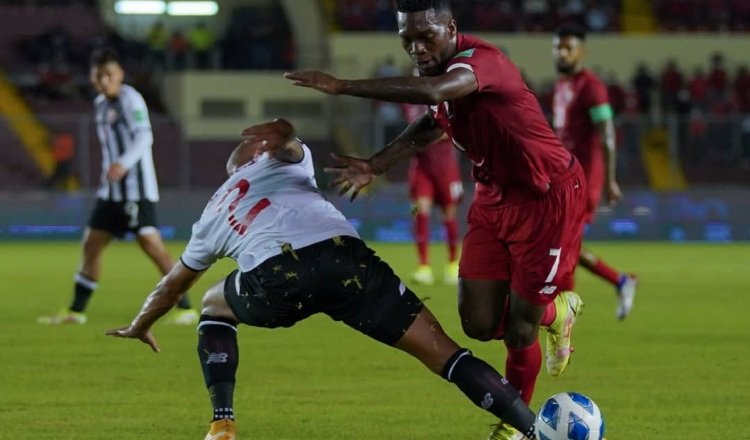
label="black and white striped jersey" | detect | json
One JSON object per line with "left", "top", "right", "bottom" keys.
{"left": 93, "top": 84, "right": 159, "bottom": 202}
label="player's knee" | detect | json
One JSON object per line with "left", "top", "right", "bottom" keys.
{"left": 200, "top": 282, "right": 236, "bottom": 321}
{"left": 503, "top": 320, "right": 538, "bottom": 348}
{"left": 460, "top": 318, "right": 496, "bottom": 341}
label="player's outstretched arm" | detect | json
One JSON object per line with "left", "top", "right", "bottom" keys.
{"left": 284, "top": 68, "right": 477, "bottom": 104}
{"left": 325, "top": 112, "right": 444, "bottom": 201}
{"left": 106, "top": 262, "right": 204, "bottom": 352}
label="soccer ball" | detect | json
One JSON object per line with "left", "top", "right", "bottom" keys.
{"left": 535, "top": 392, "right": 605, "bottom": 440}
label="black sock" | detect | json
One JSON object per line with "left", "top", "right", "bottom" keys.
{"left": 197, "top": 315, "right": 239, "bottom": 421}
{"left": 177, "top": 293, "right": 192, "bottom": 309}
{"left": 70, "top": 273, "right": 97, "bottom": 313}
{"left": 442, "top": 349, "right": 537, "bottom": 439}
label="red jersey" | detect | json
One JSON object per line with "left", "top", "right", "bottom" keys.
{"left": 431, "top": 34, "right": 572, "bottom": 205}
{"left": 553, "top": 69, "right": 609, "bottom": 187}
{"left": 402, "top": 103, "right": 460, "bottom": 177}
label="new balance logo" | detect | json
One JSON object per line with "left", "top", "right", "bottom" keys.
{"left": 539, "top": 285, "right": 558, "bottom": 295}
{"left": 206, "top": 352, "right": 229, "bottom": 364}
{"left": 481, "top": 393, "right": 494, "bottom": 409}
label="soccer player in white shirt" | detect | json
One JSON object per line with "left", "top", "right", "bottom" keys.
{"left": 106, "top": 119, "right": 541, "bottom": 440}
{"left": 38, "top": 48, "right": 198, "bottom": 325}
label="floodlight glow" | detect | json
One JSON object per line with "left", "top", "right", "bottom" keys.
{"left": 114, "top": 0, "right": 166, "bottom": 15}
{"left": 167, "top": 1, "right": 219, "bottom": 16}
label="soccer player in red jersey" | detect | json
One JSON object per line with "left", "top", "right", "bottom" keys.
{"left": 402, "top": 100, "right": 463, "bottom": 286}
{"left": 285, "top": 2, "right": 586, "bottom": 438}
{"left": 552, "top": 24, "right": 638, "bottom": 320}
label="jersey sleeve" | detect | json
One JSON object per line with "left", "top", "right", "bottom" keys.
{"left": 180, "top": 219, "right": 219, "bottom": 272}
{"left": 116, "top": 89, "right": 155, "bottom": 170}
{"left": 445, "top": 45, "right": 523, "bottom": 96}
{"left": 582, "top": 77, "right": 613, "bottom": 123}
{"left": 122, "top": 90, "right": 152, "bottom": 132}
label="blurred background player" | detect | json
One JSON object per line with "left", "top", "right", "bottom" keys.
{"left": 107, "top": 119, "right": 540, "bottom": 440}
{"left": 38, "top": 48, "right": 197, "bottom": 326}
{"left": 402, "top": 92, "right": 463, "bottom": 286}
{"left": 552, "top": 24, "right": 638, "bottom": 320}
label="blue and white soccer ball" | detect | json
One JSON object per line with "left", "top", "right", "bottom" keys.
{"left": 535, "top": 392, "right": 605, "bottom": 440}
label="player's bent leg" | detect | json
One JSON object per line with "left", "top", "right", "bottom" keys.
{"left": 579, "top": 248, "right": 637, "bottom": 320}
{"left": 412, "top": 197, "right": 435, "bottom": 285}
{"left": 458, "top": 278, "right": 510, "bottom": 341}
{"left": 503, "top": 291, "right": 545, "bottom": 404}
{"left": 38, "top": 228, "right": 111, "bottom": 324}
{"left": 136, "top": 229, "right": 175, "bottom": 276}
{"left": 393, "top": 307, "right": 538, "bottom": 439}
{"left": 439, "top": 203, "right": 460, "bottom": 285}
{"left": 198, "top": 278, "right": 240, "bottom": 440}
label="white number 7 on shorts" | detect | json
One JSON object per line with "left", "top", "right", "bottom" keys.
{"left": 545, "top": 248, "right": 562, "bottom": 283}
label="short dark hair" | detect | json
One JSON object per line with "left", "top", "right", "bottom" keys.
{"left": 396, "top": 0, "right": 452, "bottom": 14}
{"left": 557, "top": 23, "right": 587, "bottom": 41}
{"left": 90, "top": 47, "right": 120, "bottom": 66}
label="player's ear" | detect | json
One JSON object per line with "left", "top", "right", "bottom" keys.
{"left": 447, "top": 18, "right": 457, "bottom": 38}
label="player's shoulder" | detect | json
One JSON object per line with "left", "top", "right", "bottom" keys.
{"left": 93, "top": 94, "right": 106, "bottom": 106}
{"left": 119, "top": 84, "right": 147, "bottom": 105}
{"left": 452, "top": 34, "right": 504, "bottom": 61}
{"left": 581, "top": 69, "right": 606, "bottom": 87}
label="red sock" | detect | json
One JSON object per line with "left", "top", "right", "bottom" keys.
{"left": 443, "top": 219, "right": 459, "bottom": 261}
{"left": 505, "top": 340, "right": 542, "bottom": 405}
{"left": 414, "top": 213, "right": 429, "bottom": 265}
{"left": 581, "top": 257, "right": 620, "bottom": 286}
{"left": 540, "top": 300, "right": 556, "bottom": 327}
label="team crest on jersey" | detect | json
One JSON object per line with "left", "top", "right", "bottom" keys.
{"left": 133, "top": 109, "right": 146, "bottom": 122}
{"left": 453, "top": 48, "right": 475, "bottom": 59}
{"left": 106, "top": 108, "right": 119, "bottom": 124}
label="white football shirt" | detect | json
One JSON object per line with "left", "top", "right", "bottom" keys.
{"left": 93, "top": 84, "right": 159, "bottom": 202}
{"left": 181, "top": 144, "right": 359, "bottom": 272}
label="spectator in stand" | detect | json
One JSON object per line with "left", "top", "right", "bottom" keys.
{"left": 168, "top": 30, "right": 189, "bottom": 71}
{"left": 632, "top": 63, "right": 655, "bottom": 114}
{"left": 707, "top": 53, "right": 728, "bottom": 97}
{"left": 189, "top": 22, "right": 215, "bottom": 70}
{"left": 605, "top": 72, "right": 626, "bottom": 115}
{"left": 46, "top": 131, "right": 76, "bottom": 190}
{"left": 689, "top": 67, "right": 709, "bottom": 110}
{"left": 733, "top": 65, "right": 750, "bottom": 113}
{"left": 146, "top": 21, "right": 168, "bottom": 71}
{"left": 660, "top": 60, "right": 684, "bottom": 113}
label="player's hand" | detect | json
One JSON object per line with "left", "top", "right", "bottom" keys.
{"left": 240, "top": 118, "right": 294, "bottom": 153}
{"left": 107, "top": 163, "right": 126, "bottom": 182}
{"left": 324, "top": 153, "right": 376, "bottom": 201}
{"left": 284, "top": 71, "right": 343, "bottom": 95}
{"left": 605, "top": 180, "right": 623, "bottom": 206}
{"left": 106, "top": 325, "right": 160, "bottom": 353}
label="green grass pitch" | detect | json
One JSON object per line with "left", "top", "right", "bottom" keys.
{"left": 1, "top": 241, "right": 748, "bottom": 439}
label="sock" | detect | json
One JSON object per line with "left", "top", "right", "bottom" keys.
{"left": 414, "top": 213, "right": 429, "bottom": 265}
{"left": 177, "top": 294, "right": 192, "bottom": 309}
{"left": 443, "top": 219, "right": 459, "bottom": 262}
{"left": 197, "top": 315, "right": 239, "bottom": 421}
{"left": 540, "top": 301, "right": 556, "bottom": 327}
{"left": 442, "top": 349, "right": 537, "bottom": 439}
{"left": 70, "top": 273, "right": 97, "bottom": 313}
{"left": 505, "top": 340, "right": 542, "bottom": 405}
{"left": 580, "top": 257, "right": 620, "bottom": 286}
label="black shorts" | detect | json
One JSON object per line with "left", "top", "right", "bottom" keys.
{"left": 224, "top": 236, "right": 424, "bottom": 346}
{"left": 88, "top": 199, "right": 159, "bottom": 239}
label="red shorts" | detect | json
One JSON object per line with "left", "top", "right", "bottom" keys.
{"left": 458, "top": 161, "right": 587, "bottom": 305}
{"left": 408, "top": 166, "right": 463, "bottom": 207}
